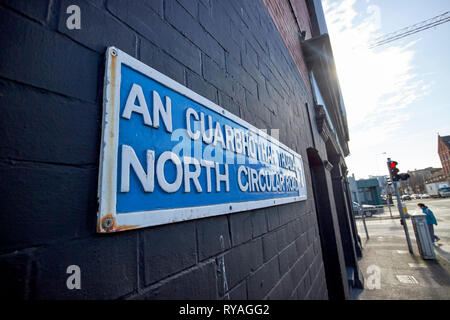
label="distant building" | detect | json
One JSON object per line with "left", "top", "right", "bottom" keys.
{"left": 348, "top": 175, "right": 382, "bottom": 205}
{"left": 356, "top": 179, "right": 382, "bottom": 205}
{"left": 401, "top": 167, "right": 442, "bottom": 194}
{"left": 438, "top": 134, "right": 450, "bottom": 180}
{"left": 425, "top": 168, "right": 447, "bottom": 184}
{"left": 368, "top": 175, "right": 389, "bottom": 195}
{"left": 348, "top": 174, "right": 360, "bottom": 203}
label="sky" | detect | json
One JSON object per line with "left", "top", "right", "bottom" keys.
{"left": 322, "top": 0, "right": 450, "bottom": 179}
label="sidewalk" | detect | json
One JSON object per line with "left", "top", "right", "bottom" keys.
{"left": 351, "top": 234, "right": 450, "bottom": 299}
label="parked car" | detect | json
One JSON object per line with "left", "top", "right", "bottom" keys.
{"left": 438, "top": 187, "right": 450, "bottom": 198}
{"left": 401, "top": 195, "right": 411, "bottom": 201}
{"left": 420, "top": 194, "right": 431, "bottom": 199}
{"left": 411, "top": 194, "right": 421, "bottom": 199}
{"left": 352, "top": 202, "right": 379, "bottom": 217}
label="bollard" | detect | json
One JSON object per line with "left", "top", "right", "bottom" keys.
{"left": 362, "top": 212, "right": 369, "bottom": 239}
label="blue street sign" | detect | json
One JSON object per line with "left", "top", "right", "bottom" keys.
{"left": 97, "top": 47, "right": 307, "bottom": 233}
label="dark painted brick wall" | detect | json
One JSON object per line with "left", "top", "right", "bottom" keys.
{"left": 0, "top": 0, "right": 327, "bottom": 300}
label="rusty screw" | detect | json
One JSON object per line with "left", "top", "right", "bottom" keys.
{"left": 110, "top": 49, "right": 117, "bottom": 56}
{"left": 102, "top": 217, "right": 114, "bottom": 230}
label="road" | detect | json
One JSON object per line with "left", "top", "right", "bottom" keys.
{"left": 356, "top": 197, "right": 450, "bottom": 261}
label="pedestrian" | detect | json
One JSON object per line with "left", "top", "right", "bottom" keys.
{"left": 417, "top": 203, "right": 440, "bottom": 243}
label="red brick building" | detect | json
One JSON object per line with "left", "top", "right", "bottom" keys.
{"left": 438, "top": 135, "right": 450, "bottom": 179}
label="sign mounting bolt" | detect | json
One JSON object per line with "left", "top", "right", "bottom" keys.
{"left": 111, "top": 49, "right": 117, "bottom": 56}
{"left": 102, "top": 217, "right": 114, "bottom": 230}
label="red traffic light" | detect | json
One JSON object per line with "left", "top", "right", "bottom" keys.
{"left": 388, "top": 160, "right": 400, "bottom": 181}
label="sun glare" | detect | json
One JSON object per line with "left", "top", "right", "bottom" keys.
{"left": 323, "top": 0, "right": 431, "bottom": 177}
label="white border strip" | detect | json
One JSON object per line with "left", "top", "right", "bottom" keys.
{"left": 97, "top": 47, "right": 307, "bottom": 233}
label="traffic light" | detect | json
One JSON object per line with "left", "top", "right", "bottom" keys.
{"left": 389, "top": 161, "right": 400, "bottom": 181}
{"left": 387, "top": 160, "right": 410, "bottom": 181}
{"left": 399, "top": 173, "right": 410, "bottom": 180}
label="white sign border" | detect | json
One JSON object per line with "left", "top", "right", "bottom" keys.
{"left": 97, "top": 47, "right": 307, "bottom": 233}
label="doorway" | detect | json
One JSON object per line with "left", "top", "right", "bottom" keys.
{"left": 307, "top": 148, "right": 349, "bottom": 300}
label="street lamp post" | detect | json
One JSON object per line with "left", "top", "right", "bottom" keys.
{"left": 386, "top": 183, "right": 393, "bottom": 217}
{"left": 382, "top": 152, "right": 393, "bottom": 218}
